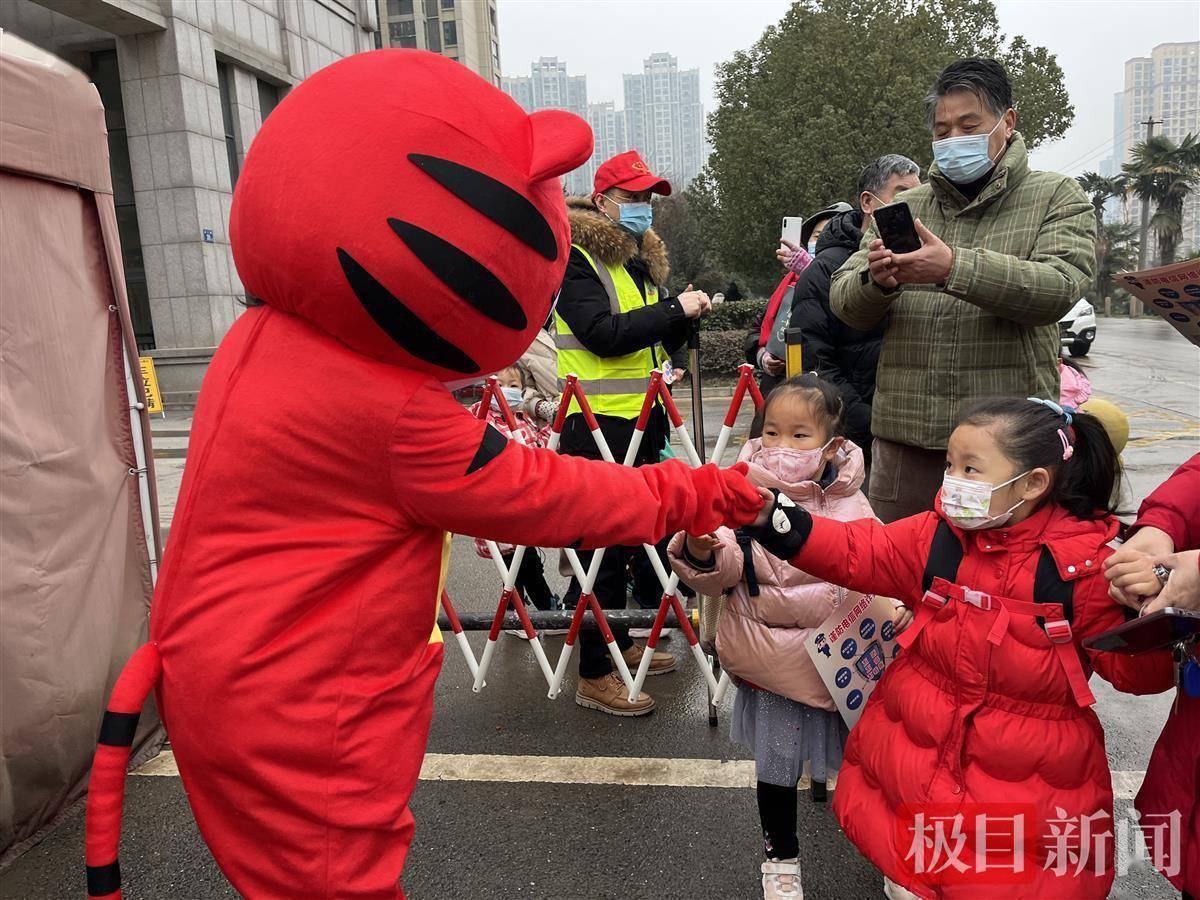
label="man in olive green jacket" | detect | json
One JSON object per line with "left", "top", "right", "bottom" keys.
{"left": 831, "top": 58, "right": 1095, "bottom": 522}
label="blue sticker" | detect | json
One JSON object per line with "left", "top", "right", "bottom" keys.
{"left": 881, "top": 620, "right": 895, "bottom": 642}
{"left": 1184, "top": 284, "right": 1200, "bottom": 299}
{"left": 840, "top": 638, "right": 858, "bottom": 659}
{"left": 855, "top": 641, "right": 887, "bottom": 681}
{"left": 846, "top": 689, "right": 864, "bottom": 710}
{"left": 1154, "top": 298, "right": 1174, "bottom": 309}
{"left": 835, "top": 667, "right": 852, "bottom": 689}
{"left": 1169, "top": 312, "right": 1190, "bottom": 323}
{"left": 1159, "top": 288, "right": 1180, "bottom": 299}
{"left": 202, "top": 228, "right": 214, "bottom": 243}
{"left": 859, "top": 617, "right": 876, "bottom": 640}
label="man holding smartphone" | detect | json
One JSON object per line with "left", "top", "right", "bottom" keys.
{"left": 830, "top": 58, "right": 1095, "bottom": 522}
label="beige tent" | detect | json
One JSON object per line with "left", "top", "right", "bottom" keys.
{"left": 0, "top": 31, "right": 163, "bottom": 859}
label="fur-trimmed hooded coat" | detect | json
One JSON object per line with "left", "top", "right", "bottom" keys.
{"left": 554, "top": 197, "right": 689, "bottom": 360}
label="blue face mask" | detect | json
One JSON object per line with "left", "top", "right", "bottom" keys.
{"left": 806, "top": 240, "right": 818, "bottom": 256}
{"left": 614, "top": 200, "right": 653, "bottom": 236}
{"left": 931, "top": 118, "right": 1003, "bottom": 184}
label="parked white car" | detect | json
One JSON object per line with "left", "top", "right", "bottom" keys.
{"left": 1059, "top": 297, "right": 1097, "bottom": 357}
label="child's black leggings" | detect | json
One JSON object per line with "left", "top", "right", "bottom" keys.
{"left": 757, "top": 781, "right": 799, "bottom": 860}
{"left": 757, "top": 776, "right": 829, "bottom": 860}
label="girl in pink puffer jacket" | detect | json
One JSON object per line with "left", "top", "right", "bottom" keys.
{"left": 669, "top": 374, "right": 904, "bottom": 900}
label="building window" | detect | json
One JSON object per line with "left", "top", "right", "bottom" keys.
{"left": 424, "top": 16, "right": 441, "bottom": 51}
{"left": 423, "top": 0, "right": 438, "bottom": 15}
{"left": 389, "top": 20, "right": 416, "bottom": 46}
{"left": 388, "top": 0, "right": 413, "bottom": 13}
{"left": 88, "top": 49, "right": 154, "bottom": 349}
{"left": 443, "top": 20, "right": 457, "bottom": 45}
{"left": 257, "top": 79, "right": 280, "bottom": 123}
{"left": 441, "top": 0, "right": 455, "bottom": 7}
{"left": 217, "top": 62, "right": 240, "bottom": 188}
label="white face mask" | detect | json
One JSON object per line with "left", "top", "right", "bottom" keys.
{"left": 752, "top": 438, "right": 834, "bottom": 484}
{"left": 940, "top": 471, "right": 1027, "bottom": 530}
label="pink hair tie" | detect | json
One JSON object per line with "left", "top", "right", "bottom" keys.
{"left": 1058, "top": 428, "right": 1074, "bottom": 461}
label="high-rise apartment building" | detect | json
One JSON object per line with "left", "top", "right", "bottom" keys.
{"left": 377, "top": 0, "right": 500, "bottom": 85}
{"left": 1114, "top": 42, "right": 1200, "bottom": 258}
{"left": 623, "top": 52, "right": 705, "bottom": 189}
{"left": 502, "top": 51, "right": 708, "bottom": 196}
{"left": 502, "top": 57, "right": 590, "bottom": 195}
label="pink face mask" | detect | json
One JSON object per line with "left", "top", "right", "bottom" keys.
{"left": 750, "top": 439, "right": 834, "bottom": 484}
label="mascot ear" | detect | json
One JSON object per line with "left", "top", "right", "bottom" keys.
{"left": 527, "top": 110, "right": 593, "bottom": 184}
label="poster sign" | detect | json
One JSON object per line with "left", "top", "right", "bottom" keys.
{"left": 138, "top": 356, "right": 164, "bottom": 414}
{"left": 805, "top": 591, "right": 900, "bottom": 729}
{"left": 1114, "top": 256, "right": 1200, "bottom": 346}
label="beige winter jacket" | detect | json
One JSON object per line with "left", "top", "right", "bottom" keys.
{"left": 668, "top": 440, "right": 880, "bottom": 710}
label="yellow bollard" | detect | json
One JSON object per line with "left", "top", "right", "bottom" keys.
{"left": 785, "top": 327, "right": 803, "bottom": 379}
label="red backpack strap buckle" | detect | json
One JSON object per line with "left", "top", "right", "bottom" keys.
{"left": 920, "top": 588, "right": 949, "bottom": 611}
{"left": 961, "top": 588, "right": 992, "bottom": 611}
{"left": 897, "top": 589, "right": 948, "bottom": 651}
{"left": 1044, "top": 618, "right": 1096, "bottom": 707}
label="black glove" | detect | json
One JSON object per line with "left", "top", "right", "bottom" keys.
{"left": 746, "top": 489, "right": 813, "bottom": 561}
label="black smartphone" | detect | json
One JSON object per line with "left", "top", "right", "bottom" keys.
{"left": 1083, "top": 607, "right": 1200, "bottom": 654}
{"left": 874, "top": 201, "right": 922, "bottom": 254}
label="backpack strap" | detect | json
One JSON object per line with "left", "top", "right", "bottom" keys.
{"left": 1031, "top": 545, "right": 1094, "bottom": 707}
{"left": 921, "top": 519, "right": 963, "bottom": 593}
{"left": 1032, "top": 546, "right": 1074, "bottom": 626}
{"left": 735, "top": 530, "right": 760, "bottom": 597}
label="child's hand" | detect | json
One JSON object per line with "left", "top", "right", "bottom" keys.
{"left": 1104, "top": 548, "right": 1164, "bottom": 608}
{"left": 686, "top": 532, "right": 720, "bottom": 560}
{"left": 751, "top": 487, "right": 775, "bottom": 528}
{"left": 892, "top": 604, "right": 914, "bottom": 634}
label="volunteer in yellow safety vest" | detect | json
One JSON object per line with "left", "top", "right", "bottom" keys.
{"left": 553, "top": 150, "right": 712, "bottom": 717}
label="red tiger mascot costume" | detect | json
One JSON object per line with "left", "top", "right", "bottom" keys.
{"left": 83, "top": 51, "right": 763, "bottom": 898}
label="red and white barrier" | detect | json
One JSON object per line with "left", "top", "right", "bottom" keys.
{"left": 458, "top": 363, "right": 765, "bottom": 708}
{"left": 469, "top": 376, "right": 561, "bottom": 693}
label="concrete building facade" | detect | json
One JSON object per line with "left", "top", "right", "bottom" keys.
{"left": 1114, "top": 41, "right": 1200, "bottom": 259}
{"left": 375, "top": 0, "right": 499, "bottom": 85}
{"left": 1, "top": 0, "right": 378, "bottom": 405}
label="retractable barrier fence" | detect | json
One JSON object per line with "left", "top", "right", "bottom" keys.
{"left": 438, "top": 364, "right": 765, "bottom": 709}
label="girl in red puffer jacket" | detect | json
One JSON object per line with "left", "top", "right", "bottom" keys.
{"left": 741, "top": 397, "right": 1173, "bottom": 899}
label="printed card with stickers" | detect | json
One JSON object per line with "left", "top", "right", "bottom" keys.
{"left": 805, "top": 591, "right": 902, "bottom": 729}
{"left": 1114, "top": 256, "right": 1200, "bottom": 346}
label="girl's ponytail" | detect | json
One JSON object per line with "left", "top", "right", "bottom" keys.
{"left": 957, "top": 397, "right": 1121, "bottom": 520}
{"left": 1053, "top": 409, "right": 1120, "bottom": 519}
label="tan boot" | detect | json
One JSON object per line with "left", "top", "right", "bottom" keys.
{"left": 575, "top": 672, "right": 654, "bottom": 716}
{"left": 623, "top": 642, "right": 677, "bottom": 675}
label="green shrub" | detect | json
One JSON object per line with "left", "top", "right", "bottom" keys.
{"left": 699, "top": 298, "right": 768, "bottom": 333}
{"left": 697, "top": 329, "right": 750, "bottom": 376}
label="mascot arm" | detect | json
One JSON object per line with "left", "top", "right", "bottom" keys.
{"left": 389, "top": 380, "right": 763, "bottom": 548}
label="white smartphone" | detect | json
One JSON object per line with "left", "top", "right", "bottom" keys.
{"left": 780, "top": 216, "right": 804, "bottom": 249}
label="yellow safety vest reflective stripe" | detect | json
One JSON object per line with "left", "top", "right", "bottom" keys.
{"left": 553, "top": 245, "right": 663, "bottom": 419}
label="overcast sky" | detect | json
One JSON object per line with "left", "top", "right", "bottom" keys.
{"left": 496, "top": 0, "right": 1200, "bottom": 177}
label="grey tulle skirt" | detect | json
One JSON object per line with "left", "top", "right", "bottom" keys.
{"left": 731, "top": 684, "right": 850, "bottom": 787}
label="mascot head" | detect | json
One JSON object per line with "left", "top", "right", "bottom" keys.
{"left": 229, "top": 51, "right": 592, "bottom": 381}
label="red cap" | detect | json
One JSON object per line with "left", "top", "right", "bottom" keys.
{"left": 593, "top": 150, "right": 672, "bottom": 197}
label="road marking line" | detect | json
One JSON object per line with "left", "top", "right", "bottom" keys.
{"left": 134, "top": 751, "right": 1147, "bottom": 799}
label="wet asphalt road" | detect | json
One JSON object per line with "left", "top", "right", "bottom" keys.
{"left": 2, "top": 318, "right": 1196, "bottom": 899}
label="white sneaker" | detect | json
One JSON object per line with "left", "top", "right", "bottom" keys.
{"left": 762, "top": 858, "right": 803, "bottom": 899}
{"left": 504, "top": 602, "right": 537, "bottom": 638}
{"left": 883, "top": 876, "right": 921, "bottom": 899}
{"left": 629, "top": 626, "right": 675, "bottom": 639}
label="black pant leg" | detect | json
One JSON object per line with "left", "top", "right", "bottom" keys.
{"left": 756, "top": 780, "right": 799, "bottom": 860}
{"left": 514, "top": 549, "right": 554, "bottom": 611}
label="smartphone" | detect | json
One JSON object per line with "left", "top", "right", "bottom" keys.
{"left": 874, "top": 201, "right": 922, "bottom": 254}
{"left": 1083, "top": 607, "right": 1200, "bottom": 654}
{"left": 780, "top": 216, "right": 804, "bottom": 249}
